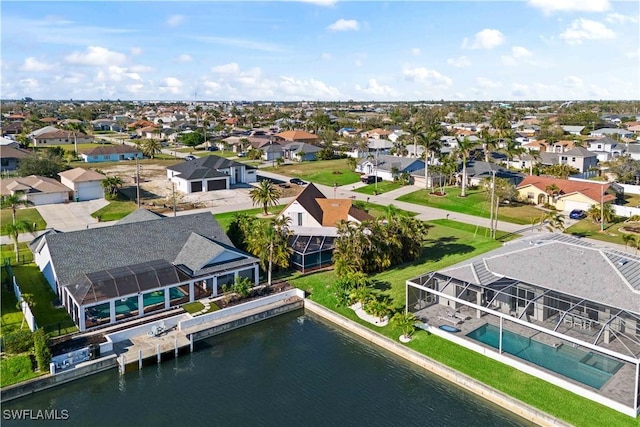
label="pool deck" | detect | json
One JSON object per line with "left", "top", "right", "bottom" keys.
{"left": 414, "top": 304, "right": 636, "bottom": 409}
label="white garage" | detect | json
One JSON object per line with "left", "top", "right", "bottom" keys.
{"left": 561, "top": 199, "right": 593, "bottom": 213}
{"left": 59, "top": 168, "right": 105, "bottom": 201}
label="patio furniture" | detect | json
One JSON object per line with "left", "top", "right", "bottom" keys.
{"left": 438, "top": 315, "right": 462, "bottom": 326}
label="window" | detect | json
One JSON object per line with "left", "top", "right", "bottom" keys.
{"left": 527, "top": 192, "right": 534, "bottom": 199}
{"left": 297, "top": 212, "right": 303, "bottom": 226}
{"left": 572, "top": 157, "right": 576, "bottom": 162}
{"left": 1, "top": 158, "right": 8, "bottom": 167}
{"left": 597, "top": 145, "right": 602, "bottom": 149}
{"left": 561, "top": 156, "right": 567, "bottom": 161}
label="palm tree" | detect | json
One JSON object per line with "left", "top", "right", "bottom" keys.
{"left": 544, "top": 184, "right": 560, "bottom": 205}
{"left": 403, "top": 120, "right": 425, "bottom": 158}
{"left": 587, "top": 203, "right": 615, "bottom": 226}
{"left": 5, "top": 220, "right": 35, "bottom": 262}
{"left": 346, "top": 156, "right": 358, "bottom": 171}
{"left": 622, "top": 234, "right": 638, "bottom": 254}
{"left": 1, "top": 193, "right": 33, "bottom": 225}
{"left": 392, "top": 311, "right": 418, "bottom": 340}
{"left": 455, "top": 137, "right": 475, "bottom": 197}
{"left": 141, "top": 139, "right": 162, "bottom": 159}
{"left": 249, "top": 180, "right": 280, "bottom": 216}
{"left": 502, "top": 139, "right": 525, "bottom": 167}
{"left": 420, "top": 122, "right": 443, "bottom": 191}
{"left": 541, "top": 211, "right": 565, "bottom": 232}
{"left": 101, "top": 176, "right": 123, "bottom": 199}
{"left": 480, "top": 128, "right": 497, "bottom": 163}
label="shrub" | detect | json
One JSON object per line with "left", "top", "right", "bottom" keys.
{"left": 33, "top": 329, "right": 51, "bottom": 371}
{"left": 4, "top": 329, "right": 34, "bottom": 354}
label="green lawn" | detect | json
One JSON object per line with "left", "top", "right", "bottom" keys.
{"left": 214, "top": 205, "right": 286, "bottom": 233}
{"left": 565, "top": 217, "right": 631, "bottom": 246}
{"left": 0, "top": 354, "right": 44, "bottom": 387}
{"left": 1, "top": 208, "right": 47, "bottom": 236}
{"left": 288, "top": 220, "right": 636, "bottom": 426}
{"left": 1, "top": 243, "right": 35, "bottom": 266}
{"left": 11, "top": 264, "right": 77, "bottom": 337}
{"left": 351, "top": 201, "right": 417, "bottom": 218}
{"left": 1, "top": 270, "right": 24, "bottom": 337}
{"left": 91, "top": 200, "right": 137, "bottom": 222}
{"left": 353, "top": 181, "right": 405, "bottom": 195}
{"left": 263, "top": 158, "right": 362, "bottom": 186}
{"left": 39, "top": 142, "right": 111, "bottom": 153}
{"left": 397, "top": 186, "right": 545, "bottom": 225}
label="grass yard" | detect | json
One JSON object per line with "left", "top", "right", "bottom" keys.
{"left": 353, "top": 181, "right": 405, "bottom": 195}
{"left": 263, "top": 158, "right": 362, "bottom": 186}
{"left": 0, "top": 354, "right": 44, "bottom": 387}
{"left": 1, "top": 270, "right": 23, "bottom": 337}
{"left": 1, "top": 243, "right": 34, "bottom": 266}
{"left": 214, "top": 205, "right": 286, "bottom": 232}
{"left": 90, "top": 200, "right": 137, "bottom": 222}
{"left": 288, "top": 220, "right": 635, "bottom": 427}
{"left": 11, "top": 264, "right": 77, "bottom": 337}
{"left": 397, "top": 186, "right": 545, "bottom": 225}
{"left": 39, "top": 142, "right": 110, "bottom": 153}
{"left": 1, "top": 208, "right": 47, "bottom": 236}
{"left": 565, "top": 217, "right": 631, "bottom": 247}
{"left": 352, "top": 201, "right": 417, "bottom": 218}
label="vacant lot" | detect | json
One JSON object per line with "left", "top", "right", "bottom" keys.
{"left": 263, "top": 159, "right": 361, "bottom": 186}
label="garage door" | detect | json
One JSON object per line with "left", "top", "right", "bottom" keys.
{"left": 563, "top": 200, "right": 591, "bottom": 213}
{"left": 207, "top": 179, "right": 226, "bottom": 191}
{"left": 28, "top": 192, "right": 67, "bottom": 206}
{"left": 190, "top": 181, "right": 202, "bottom": 193}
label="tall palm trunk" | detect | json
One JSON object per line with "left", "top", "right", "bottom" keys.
{"left": 461, "top": 158, "right": 468, "bottom": 197}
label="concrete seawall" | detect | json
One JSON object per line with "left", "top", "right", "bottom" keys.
{"left": 1, "top": 355, "right": 118, "bottom": 403}
{"left": 304, "top": 299, "right": 570, "bottom": 427}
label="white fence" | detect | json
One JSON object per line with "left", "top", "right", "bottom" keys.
{"left": 620, "top": 183, "right": 640, "bottom": 195}
{"left": 613, "top": 205, "right": 640, "bottom": 218}
{"left": 13, "top": 277, "right": 36, "bottom": 332}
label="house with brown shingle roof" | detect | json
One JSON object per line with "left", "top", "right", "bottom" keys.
{"left": 279, "top": 183, "right": 373, "bottom": 271}
{"left": 59, "top": 168, "right": 106, "bottom": 201}
{"left": 0, "top": 175, "right": 71, "bottom": 205}
{"left": 32, "top": 128, "right": 93, "bottom": 146}
{"left": 516, "top": 175, "right": 619, "bottom": 212}
{"left": 274, "top": 130, "right": 319, "bottom": 143}
{"left": 0, "top": 146, "right": 31, "bottom": 172}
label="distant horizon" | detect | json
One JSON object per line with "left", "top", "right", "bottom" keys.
{"left": 2, "top": 1, "right": 638, "bottom": 101}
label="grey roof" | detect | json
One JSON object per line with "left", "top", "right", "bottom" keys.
{"left": 463, "top": 160, "right": 525, "bottom": 185}
{"left": 283, "top": 142, "right": 322, "bottom": 153}
{"left": 561, "top": 125, "right": 585, "bottom": 132}
{"left": 563, "top": 146, "right": 597, "bottom": 157}
{"left": 166, "top": 154, "right": 255, "bottom": 180}
{"left": 173, "top": 233, "right": 228, "bottom": 272}
{"left": 538, "top": 151, "right": 559, "bottom": 165}
{"left": 38, "top": 212, "right": 233, "bottom": 290}
{"left": 439, "top": 233, "right": 640, "bottom": 314}
{"left": 117, "top": 208, "right": 165, "bottom": 225}
{"left": 359, "top": 154, "right": 424, "bottom": 172}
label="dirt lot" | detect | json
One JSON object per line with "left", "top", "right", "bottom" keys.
{"left": 96, "top": 163, "right": 300, "bottom": 209}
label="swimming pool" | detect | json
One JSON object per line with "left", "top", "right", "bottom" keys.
{"left": 466, "top": 323, "right": 623, "bottom": 389}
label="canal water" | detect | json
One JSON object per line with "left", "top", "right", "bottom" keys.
{"left": 3, "top": 311, "right": 533, "bottom": 426}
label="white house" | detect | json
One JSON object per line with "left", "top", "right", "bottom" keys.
{"left": 166, "top": 155, "right": 257, "bottom": 194}
{"left": 356, "top": 154, "right": 425, "bottom": 182}
{"left": 58, "top": 168, "right": 106, "bottom": 201}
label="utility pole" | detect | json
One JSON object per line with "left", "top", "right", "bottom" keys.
{"left": 489, "top": 170, "right": 496, "bottom": 239}
{"left": 600, "top": 183, "right": 605, "bottom": 233}
{"left": 135, "top": 156, "right": 141, "bottom": 208}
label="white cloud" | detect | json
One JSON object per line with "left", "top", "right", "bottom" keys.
{"left": 501, "top": 46, "right": 533, "bottom": 66}
{"left": 19, "top": 78, "right": 40, "bottom": 90}
{"left": 327, "top": 19, "right": 359, "bottom": 31}
{"left": 176, "top": 54, "right": 192, "bottom": 63}
{"left": 158, "top": 77, "right": 183, "bottom": 95}
{"left": 355, "top": 79, "right": 398, "bottom": 98}
{"left": 511, "top": 83, "right": 532, "bottom": 98}
{"left": 20, "top": 57, "right": 55, "bottom": 72}
{"left": 130, "top": 47, "right": 143, "bottom": 55}
{"left": 279, "top": 76, "right": 342, "bottom": 99}
{"left": 96, "top": 66, "right": 142, "bottom": 83}
{"left": 403, "top": 66, "right": 452, "bottom": 88}
{"left": 211, "top": 63, "right": 240, "bottom": 74}
{"left": 55, "top": 72, "right": 86, "bottom": 85}
{"left": 462, "top": 29, "right": 504, "bottom": 50}
{"left": 588, "top": 83, "right": 612, "bottom": 98}
{"left": 447, "top": 56, "right": 471, "bottom": 68}
{"left": 528, "top": 0, "right": 610, "bottom": 14}
{"left": 130, "top": 65, "right": 153, "bottom": 73}
{"left": 189, "top": 36, "right": 284, "bottom": 53}
{"left": 65, "top": 46, "right": 126, "bottom": 66}
{"left": 560, "top": 18, "right": 615, "bottom": 45}
{"left": 126, "top": 84, "right": 145, "bottom": 95}
{"left": 564, "top": 76, "right": 583, "bottom": 87}
{"left": 321, "top": 52, "right": 332, "bottom": 60}
{"left": 476, "top": 77, "right": 502, "bottom": 89}
{"left": 167, "top": 15, "right": 185, "bottom": 27}
{"left": 411, "top": 48, "right": 421, "bottom": 56}
{"left": 605, "top": 13, "right": 639, "bottom": 25}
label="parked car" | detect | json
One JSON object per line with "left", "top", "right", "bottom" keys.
{"left": 185, "top": 155, "right": 197, "bottom": 161}
{"left": 207, "top": 146, "right": 218, "bottom": 151}
{"left": 237, "top": 151, "right": 247, "bottom": 157}
{"left": 569, "top": 209, "right": 587, "bottom": 219}
{"left": 290, "top": 178, "right": 307, "bottom": 186}
{"left": 360, "top": 175, "right": 382, "bottom": 184}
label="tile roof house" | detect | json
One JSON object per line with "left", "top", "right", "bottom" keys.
{"left": 406, "top": 233, "right": 640, "bottom": 417}
{"left": 516, "top": 175, "right": 618, "bottom": 212}
{"left": 274, "top": 130, "right": 319, "bottom": 143}
{"left": 0, "top": 175, "right": 71, "bottom": 205}
{"left": 58, "top": 168, "right": 106, "bottom": 201}
{"left": 0, "top": 146, "right": 31, "bottom": 172}
{"left": 80, "top": 144, "right": 143, "bottom": 163}
{"left": 279, "top": 183, "right": 373, "bottom": 271}
{"left": 166, "top": 155, "right": 257, "bottom": 194}
{"left": 30, "top": 210, "right": 260, "bottom": 331}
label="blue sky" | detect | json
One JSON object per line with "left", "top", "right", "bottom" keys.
{"left": 1, "top": 1, "right": 638, "bottom": 101}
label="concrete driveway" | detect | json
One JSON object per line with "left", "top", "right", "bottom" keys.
{"left": 36, "top": 199, "right": 111, "bottom": 232}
